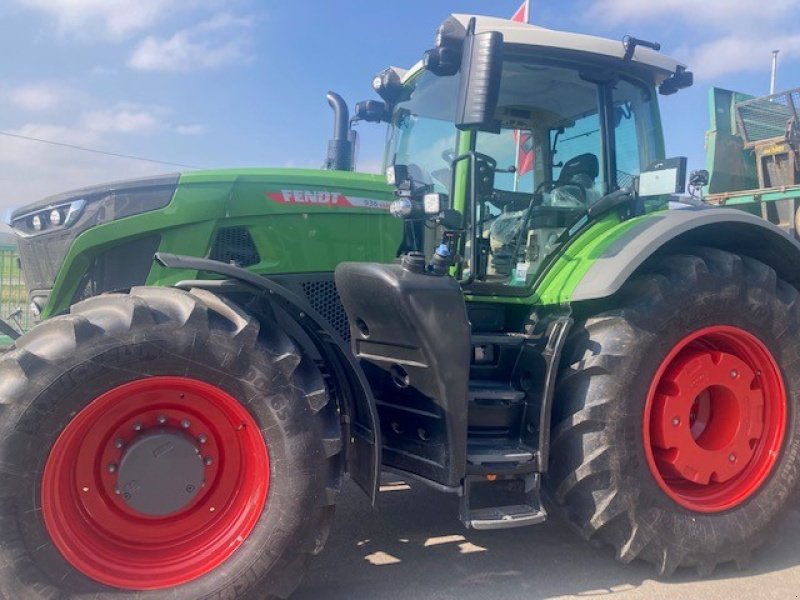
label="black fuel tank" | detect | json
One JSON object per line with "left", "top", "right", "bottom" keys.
{"left": 335, "top": 261, "right": 470, "bottom": 487}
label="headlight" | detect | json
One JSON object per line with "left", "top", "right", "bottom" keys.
{"left": 8, "top": 174, "right": 178, "bottom": 238}
{"left": 390, "top": 198, "right": 413, "bottom": 218}
{"left": 49, "top": 209, "right": 62, "bottom": 226}
{"left": 423, "top": 193, "right": 443, "bottom": 215}
{"left": 385, "top": 164, "right": 408, "bottom": 187}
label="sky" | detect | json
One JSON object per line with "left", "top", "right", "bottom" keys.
{"left": 1, "top": 0, "right": 799, "bottom": 232}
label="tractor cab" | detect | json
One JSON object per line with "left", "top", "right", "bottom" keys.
{"left": 370, "top": 14, "right": 690, "bottom": 291}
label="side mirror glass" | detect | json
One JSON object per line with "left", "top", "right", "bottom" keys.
{"left": 659, "top": 66, "right": 693, "bottom": 96}
{"left": 354, "top": 100, "right": 389, "bottom": 123}
{"left": 455, "top": 19, "right": 503, "bottom": 132}
{"left": 638, "top": 157, "right": 688, "bottom": 197}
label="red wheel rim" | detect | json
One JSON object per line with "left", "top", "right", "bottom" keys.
{"left": 41, "top": 377, "right": 270, "bottom": 590}
{"left": 643, "top": 326, "right": 786, "bottom": 512}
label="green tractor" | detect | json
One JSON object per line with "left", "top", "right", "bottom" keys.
{"left": 3, "top": 13, "right": 800, "bottom": 599}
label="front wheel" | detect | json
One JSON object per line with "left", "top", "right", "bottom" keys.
{"left": 547, "top": 247, "right": 800, "bottom": 575}
{"left": 0, "top": 287, "right": 343, "bottom": 599}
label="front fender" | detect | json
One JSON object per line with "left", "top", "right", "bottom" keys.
{"left": 154, "top": 253, "right": 382, "bottom": 504}
{"left": 571, "top": 207, "right": 800, "bottom": 302}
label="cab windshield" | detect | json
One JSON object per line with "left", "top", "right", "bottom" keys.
{"left": 385, "top": 70, "right": 459, "bottom": 193}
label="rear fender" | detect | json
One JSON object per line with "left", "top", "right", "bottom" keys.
{"left": 155, "top": 253, "right": 381, "bottom": 504}
{"left": 571, "top": 207, "right": 800, "bottom": 302}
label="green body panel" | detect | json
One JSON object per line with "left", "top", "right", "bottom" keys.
{"left": 43, "top": 168, "right": 402, "bottom": 318}
{"left": 462, "top": 212, "right": 653, "bottom": 307}
{"left": 531, "top": 213, "right": 649, "bottom": 306}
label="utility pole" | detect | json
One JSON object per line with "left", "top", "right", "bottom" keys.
{"left": 770, "top": 50, "right": 779, "bottom": 95}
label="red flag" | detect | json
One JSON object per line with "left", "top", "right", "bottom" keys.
{"left": 511, "top": 0, "right": 529, "bottom": 24}
{"left": 511, "top": 1, "right": 533, "bottom": 178}
{"left": 516, "top": 132, "right": 534, "bottom": 176}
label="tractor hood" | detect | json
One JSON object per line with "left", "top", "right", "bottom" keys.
{"left": 10, "top": 167, "right": 395, "bottom": 311}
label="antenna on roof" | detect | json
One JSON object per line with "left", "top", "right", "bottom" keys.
{"left": 770, "top": 50, "right": 779, "bottom": 95}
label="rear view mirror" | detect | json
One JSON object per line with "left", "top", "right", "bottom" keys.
{"left": 659, "top": 66, "right": 693, "bottom": 96}
{"left": 638, "top": 157, "right": 688, "bottom": 197}
{"left": 354, "top": 100, "right": 389, "bottom": 123}
{"left": 455, "top": 19, "right": 503, "bottom": 132}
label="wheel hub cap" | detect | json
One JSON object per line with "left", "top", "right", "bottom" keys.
{"left": 644, "top": 326, "right": 786, "bottom": 512}
{"left": 650, "top": 349, "right": 760, "bottom": 485}
{"left": 116, "top": 429, "right": 205, "bottom": 516}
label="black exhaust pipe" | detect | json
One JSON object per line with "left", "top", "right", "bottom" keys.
{"left": 325, "top": 91, "right": 352, "bottom": 171}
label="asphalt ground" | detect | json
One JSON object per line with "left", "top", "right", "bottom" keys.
{"left": 296, "top": 475, "right": 800, "bottom": 600}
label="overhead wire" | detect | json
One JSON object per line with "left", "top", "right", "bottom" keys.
{"left": 0, "top": 130, "right": 204, "bottom": 169}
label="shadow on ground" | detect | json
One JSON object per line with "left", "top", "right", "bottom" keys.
{"left": 295, "top": 476, "right": 800, "bottom": 600}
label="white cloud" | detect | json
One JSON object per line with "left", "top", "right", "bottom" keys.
{"left": 128, "top": 12, "right": 253, "bottom": 72}
{"left": 7, "top": 84, "right": 64, "bottom": 111}
{"left": 81, "top": 105, "right": 161, "bottom": 134}
{"left": 0, "top": 129, "right": 166, "bottom": 230}
{"left": 586, "top": 0, "right": 800, "bottom": 81}
{"left": 587, "top": 0, "right": 798, "bottom": 29}
{"left": 687, "top": 34, "right": 800, "bottom": 80}
{"left": 17, "top": 0, "right": 180, "bottom": 39}
{"left": 0, "top": 113, "right": 183, "bottom": 225}
{"left": 175, "top": 124, "right": 206, "bottom": 136}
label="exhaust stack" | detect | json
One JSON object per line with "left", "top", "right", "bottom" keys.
{"left": 324, "top": 91, "right": 353, "bottom": 171}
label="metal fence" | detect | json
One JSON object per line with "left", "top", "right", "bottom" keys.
{"left": 0, "top": 244, "right": 34, "bottom": 346}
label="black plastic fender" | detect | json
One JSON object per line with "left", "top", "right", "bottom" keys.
{"left": 154, "top": 253, "right": 382, "bottom": 504}
{"left": 571, "top": 206, "right": 800, "bottom": 302}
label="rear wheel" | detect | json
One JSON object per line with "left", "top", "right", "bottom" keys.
{"left": 0, "top": 287, "right": 343, "bottom": 599}
{"left": 547, "top": 248, "right": 800, "bottom": 575}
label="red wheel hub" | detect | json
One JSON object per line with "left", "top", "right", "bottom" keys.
{"left": 644, "top": 326, "right": 786, "bottom": 512}
{"left": 41, "top": 377, "right": 270, "bottom": 590}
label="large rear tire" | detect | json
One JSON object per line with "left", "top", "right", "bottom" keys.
{"left": 547, "top": 247, "right": 800, "bottom": 575}
{"left": 0, "top": 287, "right": 343, "bottom": 599}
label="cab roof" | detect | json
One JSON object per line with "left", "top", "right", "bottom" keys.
{"left": 449, "top": 14, "right": 684, "bottom": 84}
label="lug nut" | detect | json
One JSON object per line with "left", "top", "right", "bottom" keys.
{"left": 114, "top": 438, "right": 125, "bottom": 449}
{"left": 198, "top": 434, "right": 208, "bottom": 444}
{"left": 729, "top": 453, "right": 736, "bottom": 463}
{"left": 114, "top": 489, "right": 121, "bottom": 495}
{"left": 672, "top": 417, "right": 681, "bottom": 427}
{"left": 133, "top": 422, "right": 143, "bottom": 432}
{"left": 107, "top": 463, "right": 118, "bottom": 473}
{"left": 730, "top": 370, "right": 738, "bottom": 379}
{"left": 204, "top": 456, "right": 214, "bottom": 466}
{"left": 181, "top": 420, "right": 191, "bottom": 429}
{"left": 157, "top": 415, "right": 168, "bottom": 425}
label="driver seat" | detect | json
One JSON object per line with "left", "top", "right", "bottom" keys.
{"left": 557, "top": 153, "right": 599, "bottom": 184}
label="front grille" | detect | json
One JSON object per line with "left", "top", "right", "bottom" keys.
{"left": 301, "top": 279, "right": 350, "bottom": 342}
{"left": 209, "top": 226, "right": 260, "bottom": 267}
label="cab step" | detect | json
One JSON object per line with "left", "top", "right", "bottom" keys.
{"left": 468, "top": 381, "right": 527, "bottom": 438}
{"left": 466, "top": 442, "right": 535, "bottom": 466}
{"left": 468, "top": 380, "right": 526, "bottom": 402}
{"left": 460, "top": 473, "right": 547, "bottom": 530}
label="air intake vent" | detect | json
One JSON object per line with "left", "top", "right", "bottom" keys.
{"left": 301, "top": 279, "right": 350, "bottom": 342}
{"left": 209, "top": 226, "right": 260, "bottom": 267}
